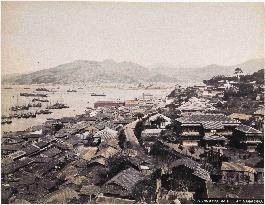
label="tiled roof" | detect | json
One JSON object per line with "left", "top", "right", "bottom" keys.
{"left": 149, "top": 113, "right": 171, "bottom": 123}
{"left": 203, "top": 134, "right": 227, "bottom": 141}
{"left": 104, "top": 167, "right": 144, "bottom": 192}
{"left": 45, "top": 187, "right": 79, "bottom": 203}
{"left": 93, "top": 127, "right": 118, "bottom": 141}
{"left": 2, "top": 157, "right": 33, "bottom": 174}
{"left": 80, "top": 147, "right": 98, "bottom": 161}
{"left": 221, "top": 162, "right": 256, "bottom": 173}
{"left": 142, "top": 129, "right": 162, "bottom": 134}
{"left": 42, "top": 147, "right": 61, "bottom": 157}
{"left": 178, "top": 97, "right": 215, "bottom": 111}
{"left": 80, "top": 185, "right": 100, "bottom": 195}
{"left": 170, "top": 158, "right": 211, "bottom": 181}
{"left": 229, "top": 113, "right": 252, "bottom": 120}
{"left": 8, "top": 150, "right": 26, "bottom": 159}
{"left": 88, "top": 157, "right": 106, "bottom": 166}
{"left": 93, "top": 146, "right": 119, "bottom": 159}
{"left": 202, "top": 121, "right": 224, "bottom": 130}
{"left": 178, "top": 114, "right": 240, "bottom": 125}
{"left": 236, "top": 125, "right": 262, "bottom": 134}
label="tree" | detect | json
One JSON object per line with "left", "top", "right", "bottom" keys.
{"left": 134, "top": 120, "right": 145, "bottom": 145}
{"left": 189, "top": 147, "right": 195, "bottom": 155}
{"left": 234, "top": 67, "right": 243, "bottom": 75}
{"left": 135, "top": 112, "right": 144, "bottom": 119}
{"left": 153, "top": 116, "right": 166, "bottom": 128}
{"left": 238, "top": 83, "right": 254, "bottom": 96}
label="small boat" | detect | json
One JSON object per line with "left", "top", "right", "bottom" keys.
{"left": 91, "top": 93, "right": 106, "bottom": 96}
{"left": 20, "top": 93, "right": 47, "bottom": 97}
{"left": 28, "top": 102, "right": 42, "bottom": 108}
{"left": 47, "top": 102, "right": 69, "bottom": 109}
{"left": 32, "top": 98, "right": 49, "bottom": 102}
{"left": 143, "top": 93, "right": 153, "bottom": 96}
{"left": 36, "top": 109, "right": 52, "bottom": 115}
{"left": 67, "top": 89, "right": 77, "bottom": 92}
{"left": 10, "top": 105, "right": 30, "bottom": 111}
{"left": 21, "top": 112, "right": 36, "bottom": 119}
{"left": 4, "top": 87, "right": 13, "bottom": 90}
{"left": 36, "top": 88, "right": 50, "bottom": 92}
{"left": 24, "top": 87, "right": 30, "bottom": 90}
{"left": 1, "top": 118, "right": 12, "bottom": 124}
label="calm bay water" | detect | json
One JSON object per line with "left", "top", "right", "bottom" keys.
{"left": 1, "top": 84, "right": 172, "bottom": 133}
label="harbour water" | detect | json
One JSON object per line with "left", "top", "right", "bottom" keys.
{"left": 1, "top": 84, "right": 172, "bottom": 133}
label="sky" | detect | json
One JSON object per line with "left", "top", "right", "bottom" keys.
{"left": 2, "top": 2, "right": 264, "bottom": 75}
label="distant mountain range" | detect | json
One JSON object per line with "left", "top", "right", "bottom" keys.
{"left": 2, "top": 58, "right": 264, "bottom": 85}
{"left": 150, "top": 58, "right": 264, "bottom": 84}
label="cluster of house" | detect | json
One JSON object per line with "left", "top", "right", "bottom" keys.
{"left": 1, "top": 96, "right": 168, "bottom": 203}
{"left": 1, "top": 85, "right": 264, "bottom": 203}
{"left": 142, "top": 99, "right": 262, "bottom": 151}
{"left": 135, "top": 84, "right": 264, "bottom": 200}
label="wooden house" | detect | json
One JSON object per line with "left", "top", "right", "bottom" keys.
{"left": 232, "top": 125, "right": 263, "bottom": 152}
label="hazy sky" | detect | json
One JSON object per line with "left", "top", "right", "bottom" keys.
{"left": 2, "top": 2, "right": 264, "bottom": 75}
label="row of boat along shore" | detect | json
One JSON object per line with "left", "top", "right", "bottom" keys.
{"left": 20, "top": 91, "right": 106, "bottom": 97}
{"left": 5, "top": 86, "right": 107, "bottom": 96}
{"left": 20, "top": 93, "right": 48, "bottom": 97}
{"left": 10, "top": 101, "right": 69, "bottom": 112}
{"left": 10, "top": 103, "right": 42, "bottom": 111}
{"left": 2, "top": 86, "right": 104, "bottom": 126}
{"left": 2, "top": 102, "right": 70, "bottom": 125}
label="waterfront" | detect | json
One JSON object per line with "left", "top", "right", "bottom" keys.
{"left": 1, "top": 84, "right": 172, "bottom": 133}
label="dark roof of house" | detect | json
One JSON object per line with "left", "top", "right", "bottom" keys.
{"left": 31, "top": 155, "right": 53, "bottom": 164}
{"left": 41, "top": 135, "right": 56, "bottom": 143}
{"left": 35, "top": 140, "right": 50, "bottom": 149}
{"left": 203, "top": 134, "right": 227, "bottom": 141}
{"left": 94, "top": 101, "right": 124, "bottom": 106}
{"left": 80, "top": 185, "right": 100, "bottom": 195}
{"left": 102, "top": 167, "right": 144, "bottom": 195}
{"left": 120, "top": 148, "right": 155, "bottom": 170}
{"left": 177, "top": 114, "right": 240, "bottom": 125}
{"left": 170, "top": 158, "right": 199, "bottom": 170}
{"left": 2, "top": 137, "right": 24, "bottom": 144}
{"left": 21, "top": 144, "right": 40, "bottom": 155}
{"left": 42, "top": 147, "right": 62, "bottom": 158}
{"left": 93, "top": 128, "right": 118, "bottom": 141}
{"left": 2, "top": 157, "right": 33, "bottom": 175}
{"left": 64, "top": 137, "right": 79, "bottom": 146}
{"left": 202, "top": 121, "right": 224, "bottom": 130}
{"left": 2, "top": 144, "right": 23, "bottom": 151}
{"left": 36, "top": 157, "right": 63, "bottom": 176}
{"left": 22, "top": 134, "right": 42, "bottom": 139}
{"left": 236, "top": 125, "right": 262, "bottom": 134}
{"left": 54, "top": 141, "right": 69, "bottom": 150}
{"left": 221, "top": 162, "right": 256, "bottom": 173}
{"left": 114, "top": 119, "right": 134, "bottom": 125}
{"left": 55, "top": 131, "right": 71, "bottom": 139}
{"left": 40, "top": 178, "right": 61, "bottom": 190}
{"left": 59, "top": 117, "right": 76, "bottom": 123}
{"left": 170, "top": 158, "right": 211, "bottom": 181}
